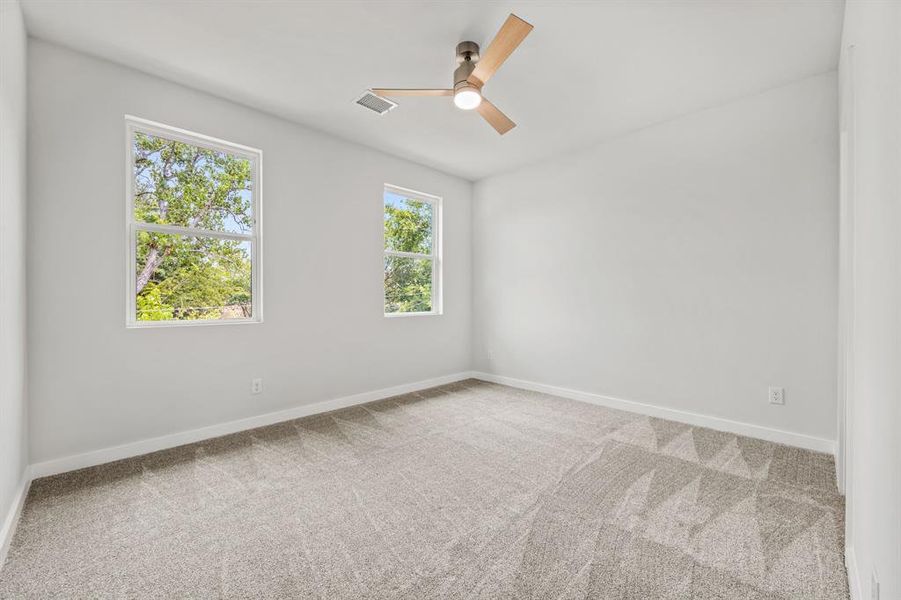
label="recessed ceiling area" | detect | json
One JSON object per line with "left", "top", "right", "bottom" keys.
{"left": 21, "top": 0, "right": 842, "bottom": 180}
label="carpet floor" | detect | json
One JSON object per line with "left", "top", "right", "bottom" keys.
{"left": 0, "top": 380, "right": 847, "bottom": 599}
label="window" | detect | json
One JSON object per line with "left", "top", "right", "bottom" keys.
{"left": 126, "top": 116, "right": 262, "bottom": 326}
{"left": 383, "top": 184, "right": 441, "bottom": 316}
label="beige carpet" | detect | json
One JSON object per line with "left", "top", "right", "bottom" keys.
{"left": 0, "top": 380, "right": 847, "bottom": 599}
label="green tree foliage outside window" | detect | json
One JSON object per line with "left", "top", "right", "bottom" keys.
{"left": 132, "top": 131, "right": 255, "bottom": 321}
{"left": 384, "top": 191, "right": 436, "bottom": 314}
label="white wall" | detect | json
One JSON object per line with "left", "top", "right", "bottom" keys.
{"left": 27, "top": 41, "right": 472, "bottom": 464}
{"left": 839, "top": 1, "right": 901, "bottom": 598}
{"left": 473, "top": 73, "right": 838, "bottom": 443}
{"left": 0, "top": 0, "right": 29, "bottom": 549}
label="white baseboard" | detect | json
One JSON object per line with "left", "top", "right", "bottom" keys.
{"left": 29, "top": 371, "right": 476, "bottom": 480}
{"left": 0, "top": 469, "right": 31, "bottom": 569}
{"left": 471, "top": 371, "right": 836, "bottom": 454}
{"left": 845, "top": 545, "right": 863, "bottom": 600}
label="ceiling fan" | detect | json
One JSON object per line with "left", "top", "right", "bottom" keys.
{"left": 370, "top": 13, "right": 533, "bottom": 135}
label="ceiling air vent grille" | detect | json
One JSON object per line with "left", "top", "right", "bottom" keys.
{"left": 355, "top": 90, "right": 397, "bottom": 115}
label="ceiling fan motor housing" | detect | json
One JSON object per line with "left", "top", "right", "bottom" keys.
{"left": 454, "top": 41, "right": 481, "bottom": 91}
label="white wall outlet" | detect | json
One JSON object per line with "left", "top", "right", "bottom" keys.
{"left": 870, "top": 571, "right": 879, "bottom": 600}
{"left": 251, "top": 378, "right": 263, "bottom": 395}
{"left": 768, "top": 386, "right": 785, "bottom": 405}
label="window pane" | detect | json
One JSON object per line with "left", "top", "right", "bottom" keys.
{"left": 135, "top": 231, "right": 252, "bottom": 321}
{"left": 133, "top": 131, "right": 253, "bottom": 234}
{"left": 384, "top": 256, "right": 432, "bottom": 313}
{"left": 384, "top": 191, "right": 433, "bottom": 254}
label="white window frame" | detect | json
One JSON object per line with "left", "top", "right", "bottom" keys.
{"left": 125, "top": 115, "right": 263, "bottom": 328}
{"left": 383, "top": 183, "right": 442, "bottom": 317}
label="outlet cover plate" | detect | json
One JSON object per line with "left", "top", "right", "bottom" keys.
{"left": 768, "top": 387, "right": 785, "bottom": 405}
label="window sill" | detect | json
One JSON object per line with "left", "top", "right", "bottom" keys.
{"left": 127, "top": 317, "right": 262, "bottom": 329}
{"left": 384, "top": 311, "right": 442, "bottom": 318}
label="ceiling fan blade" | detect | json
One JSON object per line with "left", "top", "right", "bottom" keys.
{"left": 477, "top": 98, "right": 516, "bottom": 135}
{"left": 468, "top": 14, "right": 533, "bottom": 87}
{"left": 371, "top": 88, "right": 453, "bottom": 97}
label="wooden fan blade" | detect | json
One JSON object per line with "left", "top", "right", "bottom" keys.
{"left": 468, "top": 14, "right": 533, "bottom": 87}
{"left": 477, "top": 98, "right": 516, "bottom": 135}
{"left": 371, "top": 88, "right": 453, "bottom": 97}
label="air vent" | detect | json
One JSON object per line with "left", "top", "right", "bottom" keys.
{"left": 355, "top": 90, "right": 397, "bottom": 115}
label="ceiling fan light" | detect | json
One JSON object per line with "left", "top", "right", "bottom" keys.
{"left": 453, "top": 87, "right": 482, "bottom": 110}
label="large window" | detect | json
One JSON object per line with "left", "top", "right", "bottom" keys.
{"left": 126, "top": 116, "right": 262, "bottom": 326}
{"left": 383, "top": 184, "right": 441, "bottom": 316}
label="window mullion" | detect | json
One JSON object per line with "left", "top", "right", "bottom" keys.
{"left": 384, "top": 249, "right": 433, "bottom": 260}
{"left": 134, "top": 222, "right": 253, "bottom": 242}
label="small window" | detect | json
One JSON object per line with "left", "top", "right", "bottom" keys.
{"left": 383, "top": 184, "right": 441, "bottom": 316}
{"left": 126, "top": 116, "right": 262, "bottom": 326}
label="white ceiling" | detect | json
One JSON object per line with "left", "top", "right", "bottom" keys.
{"left": 21, "top": 0, "right": 844, "bottom": 181}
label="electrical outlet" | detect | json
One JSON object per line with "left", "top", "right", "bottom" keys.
{"left": 871, "top": 571, "right": 879, "bottom": 600}
{"left": 768, "top": 387, "right": 785, "bottom": 405}
{"left": 251, "top": 378, "right": 263, "bottom": 395}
